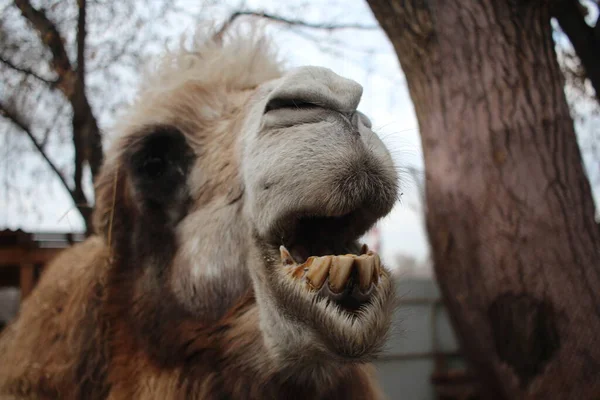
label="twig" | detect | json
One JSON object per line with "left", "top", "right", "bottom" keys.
{"left": 76, "top": 0, "right": 87, "bottom": 86}
{"left": 215, "top": 10, "right": 378, "bottom": 41}
{"left": 0, "top": 54, "right": 56, "bottom": 86}
{"left": 13, "top": 0, "right": 74, "bottom": 84}
{"left": 0, "top": 101, "right": 74, "bottom": 201}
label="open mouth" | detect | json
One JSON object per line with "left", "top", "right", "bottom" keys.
{"left": 272, "top": 209, "right": 382, "bottom": 314}
{"left": 274, "top": 206, "right": 379, "bottom": 259}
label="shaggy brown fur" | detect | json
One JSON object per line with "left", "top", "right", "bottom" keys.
{"left": 0, "top": 239, "right": 382, "bottom": 399}
{"left": 0, "top": 28, "right": 396, "bottom": 399}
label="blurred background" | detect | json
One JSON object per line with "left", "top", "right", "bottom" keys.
{"left": 1, "top": 0, "right": 599, "bottom": 399}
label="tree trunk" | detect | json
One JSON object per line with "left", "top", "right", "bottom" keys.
{"left": 367, "top": 1, "right": 600, "bottom": 398}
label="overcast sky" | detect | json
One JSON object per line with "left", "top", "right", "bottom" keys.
{"left": 1, "top": 0, "right": 598, "bottom": 271}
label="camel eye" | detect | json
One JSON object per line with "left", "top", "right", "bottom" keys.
{"left": 128, "top": 125, "right": 194, "bottom": 208}
{"left": 141, "top": 157, "right": 165, "bottom": 178}
{"left": 131, "top": 127, "right": 183, "bottom": 178}
{"left": 264, "top": 98, "right": 319, "bottom": 113}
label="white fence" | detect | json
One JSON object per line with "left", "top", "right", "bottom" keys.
{"left": 374, "top": 278, "right": 478, "bottom": 399}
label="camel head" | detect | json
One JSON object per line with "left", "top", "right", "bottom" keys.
{"left": 93, "top": 29, "right": 398, "bottom": 378}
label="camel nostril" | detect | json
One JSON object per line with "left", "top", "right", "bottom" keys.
{"left": 264, "top": 97, "right": 319, "bottom": 114}
{"left": 264, "top": 66, "right": 363, "bottom": 117}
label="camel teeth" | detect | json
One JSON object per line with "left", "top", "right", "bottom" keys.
{"left": 360, "top": 243, "right": 369, "bottom": 255}
{"left": 328, "top": 255, "right": 354, "bottom": 293}
{"left": 291, "top": 264, "right": 308, "bottom": 279}
{"left": 372, "top": 252, "right": 382, "bottom": 281}
{"left": 354, "top": 254, "right": 374, "bottom": 291}
{"left": 306, "top": 256, "right": 332, "bottom": 290}
{"left": 279, "top": 245, "right": 296, "bottom": 265}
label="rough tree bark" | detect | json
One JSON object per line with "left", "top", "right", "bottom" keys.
{"left": 367, "top": 0, "right": 600, "bottom": 398}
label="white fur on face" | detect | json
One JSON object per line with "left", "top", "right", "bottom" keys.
{"left": 171, "top": 201, "right": 251, "bottom": 321}
{"left": 165, "top": 65, "right": 397, "bottom": 330}
{"left": 105, "top": 28, "right": 398, "bottom": 374}
{"left": 241, "top": 66, "right": 397, "bottom": 240}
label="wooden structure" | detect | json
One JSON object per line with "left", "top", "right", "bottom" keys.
{"left": 0, "top": 230, "right": 85, "bottom": 302}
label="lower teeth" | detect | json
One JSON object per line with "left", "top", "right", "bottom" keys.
{"left": 278, "top": 245, "right": 381, "bottom": 294}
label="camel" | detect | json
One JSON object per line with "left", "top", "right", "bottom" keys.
{"left": 0, "top": 27, "right": 399, "bottom": 399}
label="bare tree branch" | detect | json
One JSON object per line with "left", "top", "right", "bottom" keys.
{"left": 0, "top": 101, "right": 93, "bottom": 229}
{"left": 76, "top": 0, "right": 86, "bottom": 86}
{"left": 72, "top": 0, "right": 87, "bottom": 203}
{"left": 215, "top": 10, "right": 378, "bottom": 42}
{"left": 40, "top": 102, "right": 69, "bottom": 148}
{"left": 0, "top": 101, "right": 73, "bottom": 203}
{"left": 0, "top": 54, "right": 56, "bottom": 86}
{"left": 13, "top": 0, "right": 76, "bottom": 94}
{"left": 5, "top": 0, "right": 98, "bottom": 231}
{"left": 14, "top": 0, "right": 103, "bottom": 181}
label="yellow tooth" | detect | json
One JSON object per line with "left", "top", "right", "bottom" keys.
{"left": 289, "top": 256, "right": 315, "bottom": 279}
{"left": 355, "top": 254, "right": 373, "bottom": 291}
{"left": 372, "top": 252, "right": 382, "bottom": 281}
{"left": 360, "top": 244, "right": 369, "bottom": 255}
{"left": 306, "top": 256, "right": 332, "bottom": 290}
{"left": 280, "top": 246, "right": 296, "bottom": 265}
{"left": 291, "top": 264, "right": 307, "bottom": 279}
{"left": 328, "top": 255, "right": 354, "bottom": 293}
